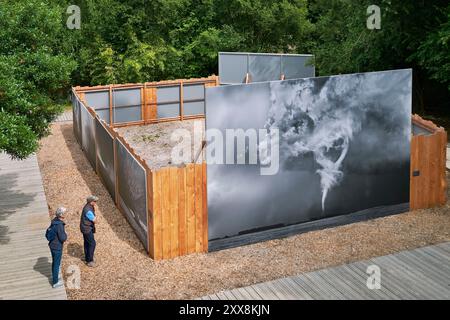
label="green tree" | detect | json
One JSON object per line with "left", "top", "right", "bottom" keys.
{"left": 2, "top": 0, "right": 450, "bottom": 159}
{"left": 414, "top": 5, "right": 450, "bottom": 90}
{"left": 0, "top": 0, "right": 76, "bottom": 159}
{"left": 309, "top": 0, "right": 449, "bottom": 112}
{"left": 72, "top": 0, "right": 314, "bottom": 83}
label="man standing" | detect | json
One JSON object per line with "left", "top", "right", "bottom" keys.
{"left": 46, "top": 207, "right": 68, "bottom": 288}
{"left": 80, "top": 195, "right": 98, "bottom": 267}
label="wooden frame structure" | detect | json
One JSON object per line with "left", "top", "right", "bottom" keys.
{"left": 411, "top": 114, "right": 447, "bottom": 210}
{"left": 74, "top": 75, "right": 219, "bottom": 129}
{"left": 72, "top": 82, "right": 209, "bottom": 260}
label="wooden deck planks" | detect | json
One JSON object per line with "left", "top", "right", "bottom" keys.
{"left": 54, "top": 111, "right": 73, "bottom": 123}
{"left": 0, "top": 153, "right": 67, "bottom": 300}
{"left": 201, "top": 243, "right": 450, "bottom": 300}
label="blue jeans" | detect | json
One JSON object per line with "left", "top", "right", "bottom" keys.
{"left": 83, "top": 232, "right": 96, "bottom": 263}
{"left": 50, "top": 249, "right": 62, "bottom": 285}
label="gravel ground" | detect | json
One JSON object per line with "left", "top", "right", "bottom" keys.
{"left": 37, "top": 122, "right": 450, "bottom": 300}
{"left": 116, "top": 120, "right": 205, "bottom": 170}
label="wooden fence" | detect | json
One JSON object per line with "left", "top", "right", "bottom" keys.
{"left": 411, "top": 114, "right": 448, "bottom": 210}
{"left": 151, "top": 164, "right": 208, "bottom": 260}
{"left": 113, "top": 128, "right": 207, "bottom": 260}
{"left": 73, "top": 88, "right": 207, "bottom": 260}
{"left": 112, "top": 134, "right": 208, "bottom": 260}
{"left": 74, "top": 75, "right": 219, "bottom": 128}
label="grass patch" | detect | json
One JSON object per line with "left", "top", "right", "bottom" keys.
{"left": 136, "top": 133, "right": 161, "bottom": 144}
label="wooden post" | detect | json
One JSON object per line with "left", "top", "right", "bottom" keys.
{"left": 245, "top": 73, "right": 250, "bottom": 84}
{"left": 141, "top": 84, "right": 146, "bottom": 122}
{"left": 186, "top": 164, "right": 196, "bottom": 254}
{"left": 194, "top": 164, "right": 203, "bottom": 253}
{"left": 439, "top": 130, "right": 448, "bottom": 205}
{"left": 180, "top": 81, "right": 184, "bottom": 121}
{"left": 178, "top": 167, "right": 187, "bottom": 256}
{"left": 152, "top": 170, "right": 163, "bottom": 260}
{"left": 109, "top": 85, "right": 113, "bottom": 125}
{"left": 78, "top": 92, "right": 86, "bottom": 104}
{"left": 145, "top": 85, "right": 158, "bottom": 123}
{"left": 147, "top": 169, "right": 154, "bottom": 259}
{"left": 94, "top": 116, "right": 99, "bottom": 176}
{"left": 202, "top": 162, "right": 208, "bottom": 252}
{"left": 169, "top": 167, "right": 179, "bottom": 258}
{"left": 113, "top": 132, "right": 119, "bottom": 206}
{"left": 161, "top": 168, "right": 171, "bottom": 259}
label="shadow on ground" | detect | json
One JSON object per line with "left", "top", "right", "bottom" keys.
{"left": 33, "top": 257, "right": 52, "bottom": 285}
{"left": 0, "top": 168, "right": 37, "bottom": 244}
{"left": 59, "top": 124, "right": 144, "bottom": 253}
{"left": 67, "top": 242, "right": 84, "bottom": 259}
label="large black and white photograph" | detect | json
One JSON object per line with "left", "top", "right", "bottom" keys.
{"left": 206, "top": 69, "right": 412, "bottom": 242}
{"left": 116, "top": 139, "right": 149, "bottom": 251}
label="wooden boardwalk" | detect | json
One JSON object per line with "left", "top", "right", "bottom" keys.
{"left": 201, "top": 242, "right": 450, "bottom": 300}
{"left": 54, "top": 111, "right": 73, "bottom": 123}
{"left": 0, "top": 153, "right": 67, "bottom": 300}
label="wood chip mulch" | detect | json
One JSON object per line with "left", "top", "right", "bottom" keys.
{"left": 37, "top": 123, "right": 450, "bottom": 300}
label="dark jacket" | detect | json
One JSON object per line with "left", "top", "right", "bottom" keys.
{"left": 48, "top": 218, "right": 67, "bottom": 251}
{"left": 80, "top": 203, "right": 96, "bottom": 234}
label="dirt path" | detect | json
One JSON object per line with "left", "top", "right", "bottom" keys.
{"left": 37, "top": 123, "right": 450, "bottom": 300}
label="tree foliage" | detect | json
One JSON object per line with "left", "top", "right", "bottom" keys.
{"left": 72, "top": 0, "right": 313, "bottom": 83}
{"left": 0, "top": 0, "right": 449, "bottom": 158}
{"left": 414, "top": 5, "right": 450, "bottom": 90}
{"left": 0, "top": 0, "right": 76, "bottom": 159}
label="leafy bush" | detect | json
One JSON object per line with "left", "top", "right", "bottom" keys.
{"left": 0, "top": 0, "right": 76, "bottom": 159}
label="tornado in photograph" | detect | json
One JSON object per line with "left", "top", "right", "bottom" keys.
{"left": 206, "top": 69, "right": 412, "bottom": 243}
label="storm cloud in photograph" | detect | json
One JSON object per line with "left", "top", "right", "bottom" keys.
{"left": 205, "top": 70, "right": 412, "bottom": 242}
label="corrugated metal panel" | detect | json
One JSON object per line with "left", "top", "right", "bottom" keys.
{"left": 80, "top": 104, "right": 96, "bottom": 168}
{"left": 184, "top": 101, "right": 205, "bottom": 116}
{"left": 219, "top": 53, "right": 248, "bottom": 84}
{"left": 219, "top": 52, "right": 315, "bottom": 85}
{"left": 113, "top": 88, "right": 141, "bottom": 107}
{"left": 249, "top": 54, "right": 281, "bottom": 82}
{"left": 72, "top": 96, "right": 82, "bottom": 143}
{"left": 157, "top": 86, "right": 180, "bottom": 103}
{"left": 85, "top": 91, "right": 109, "bottom": 109}
{"left": 96, "top": 109, "right": 110, "bottom": 124}
{"left": 158, "top": 103, "right": 180, "bottom": 119}
{"left": 184, "top": 84, "right": 205, "bottom": 101}
{"left": 95, "top": 118, "right": 115, "bottom": 200}
{"left": 281, "top": 55, "right": 315, "bottom": 80}
{"left": 113, "top": 105, "right": 141, "bottom": 123}
{"left": 116, "top": 139, "right": 149, "bottom": 251}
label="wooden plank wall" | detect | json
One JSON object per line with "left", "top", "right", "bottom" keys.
{"left": 143, "top": 85, "right": 157, "bottom": 123}
{"left": 151, "top": 164, "right": 208, "bottom": 260}
{"left": 411, "top": 114, "right": 448, "bottom": 210}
